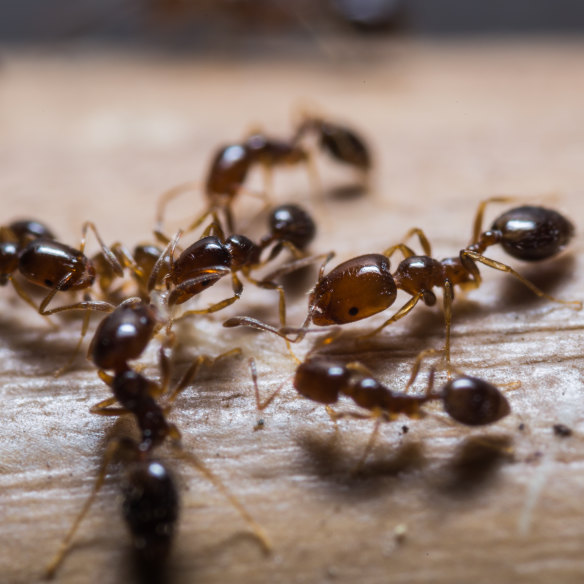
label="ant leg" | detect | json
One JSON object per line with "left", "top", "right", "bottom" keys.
{"left": 245, "top": 270, "right": 305, "bottom": 362}
{"left": 222, "top": 316, "right": 300, "bottom": 343}
{"left": 90, "top": 401, "right": 129, "bottom": 416}
{"left": 170, "top": 444, "right": 271, "bottom": 553}
{"left": 470, "top": 196, "right": 518, "bottom": 244}
{"left": 45, "top": 439, "right": 121, "bottom": 579}
{"left": 154, "top": 180, "right": 203, "bottom": 241}
{"left": 248, "top": 358, "right": 291, "bottom": 410}
{"left": 260, "top": 251, "right": 334, "bottom": 283}
{"left": 383, "top": 227, "right": 433, "bottom": 259}
{"left": 110, "top": 242, "right": 145, "bottom": 282}
{"left": 443, "top": 280, "right": 454, "bottom": 372}
{"left": 353, "top": 413, "right": 384, "bottom": 474}
{"left": 148, "top": 229, "right": 182, "bottom": 292}
{"left": 166, "top": 348, "right": 243, "bottom": 405}
{"left": 201, "top": 211, "right": 226, "bottom": 239}
{"left": 80, "top": 222, "right": 123, "bottom": 277}
{"left": 9, "top": 277, "right": 55, "bottom": 327}
{"left": 177, "top": 270, "right": 242, "bottom": 318}
{"left": 359, "top": 293, "right": 423, "bottom": 340}
{"left": 382, "top": 243, "right": 417, "bottom": 261}
{"left": 461, "top": 250, "right": 583, "bottom": 310}
{"left": 404, "top": 348, "right": 443, "bottom": 392}
{"left": 53, "top": 305, "right": 94, "bottom": 377}
{"left": 39, "top": 293, "right": 114, "bottom": 316}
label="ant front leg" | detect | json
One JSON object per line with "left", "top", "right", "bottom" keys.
{"left": 154, "top": 180, "right": 203, "bottom": 242}
{"left": 461, "top": 249, "right": 583, "bottom": 310}
{"left": 80, "top": 222, "right": 123, "bottom": 277}
{"left": 178, "top": 270, "right": 243, "bottom": 318}
{"left": 358, "top": 293, "right": 423, "bottom": 340}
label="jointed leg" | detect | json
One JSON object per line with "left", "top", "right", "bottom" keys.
{"left": 358, "top": 293, "right": 423, "bottom": 340}
{"left": 383, "top": 227, "right": 433, "bottom": 259}
{"left": 461, "top": 250, "right": 583, "bottom": 309}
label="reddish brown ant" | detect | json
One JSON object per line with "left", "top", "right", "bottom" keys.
{"left": 225, "top": 198, "right": 581, "bottom": 366}
{"left": 46, "top": 332, "right": 269, "bottom": 579}
{"left": 293, "top": 114, "right": 372, "bottom": 181}
{"left": 149, "top": 204, "right": 323, "bottom": 335}
{"left": 0, "top": 218, "right": 58, "bottom": 316}
{"left": 155, "top": 131, "right": 316, "bottom": 237}
{"left": 10, "top": 221, "right": 123, "bottom": 316}
{"left": 250, "top": 346, "right": 511, "bottom": 468}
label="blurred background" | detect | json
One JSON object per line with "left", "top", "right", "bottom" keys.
{"left": 1, "top": 0, "right": 584, "bottom": 49}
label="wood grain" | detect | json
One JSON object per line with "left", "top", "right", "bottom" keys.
{"left": 1, "top": 40, "right": 583, "bottom": 584}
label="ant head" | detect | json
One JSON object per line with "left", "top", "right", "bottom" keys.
{"left": 309, "top": 254, "right": 397, "bottom": 325}
{"left": 294, "top": 359, "right": 350, "bottom": 404}
{"left": 442, "top": 375, "right": 511, "bottom": 426}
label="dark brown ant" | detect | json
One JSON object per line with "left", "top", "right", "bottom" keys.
{"left": 250, "top": 348, "right": 511, "bottom": 467}
{"left": 156, "top": 132, "right": 315, "bottom": 236}
{"left": 0, "top": 219, "right": 58, "bottom": 314}
{"left": 149, "top": 204, "right": 322, "bottom": 332}
{"left": 46, "top": 342, "right": 269, "bottom": 579}
{"left": 89, "top": 298, "right": 161, "bottom": 374}
{"left": 11, "top": 221, "right": 123, "bottom": 316}
{"left": 225, "top": 198, "right": 581, "bottom": 365}
{"left": 292, "top": 114, "right": 372, "bottom": 190}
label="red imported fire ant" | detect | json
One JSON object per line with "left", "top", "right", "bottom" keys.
{"left": 155, "top": 131, "right": 315, "bottom": 236}
{"left": 249, "top": 344, "right": 511, "bottom": 469}
{"left": 225, "top": 198, "right": 582, "bottom": 366}
{"left": 45, "top": 323, "right": 269, "bottom": 579}
{"left": 1, "top": 218, "right": 58, "bottom": 317}
{"left": 155, "top": 113, "right": 371, "bottom": 237}
{"left": 293, "top": 113, "right": 372, "bottom": 185}
{"left": 149, "top": 204, "right": 325, "bottom": 336}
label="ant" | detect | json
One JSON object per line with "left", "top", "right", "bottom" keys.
{"left": 155, "top": 132, "right": 315, "bottom": 236}
{"left": 91, "top": 241, "right": 169, "bottom": 301}
{"left": 4, "top": 220, "right": 123, "bottom": 317}
{"left": 149, "top": 203, "right": 323, "bottom": 333}
{"left": 293, "top": 113, "right": 372, "bottom": 182}
{"left": 225, "top": 198, "right": 582, "bottom": 366}
{"left": 250, "top": 346, "right": 511, "bottom": 468}
{"left": 155, "top": 113, "right": 370, "bottom": 237}
{"left": 46, "top": 325, "right": 269, "bottom": 579}
{"left": 0, "top": 218, "right": 59, "bottom": 315}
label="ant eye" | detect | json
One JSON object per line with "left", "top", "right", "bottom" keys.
{"left": 44, "top": 279, "right": 53, "bottom": 287}
{"left": 348, "top": 306, "right": 359, "bottom": 316}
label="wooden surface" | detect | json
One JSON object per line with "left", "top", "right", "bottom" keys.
{"left": 1, "top": 40, "right": 584, "bottom": 584}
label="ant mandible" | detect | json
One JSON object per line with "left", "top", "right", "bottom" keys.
{"left": 225, "top": 198, "right": 581, "bottom": 366}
